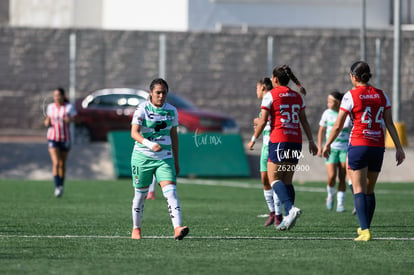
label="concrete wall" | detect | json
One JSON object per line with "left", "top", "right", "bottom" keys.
{"left": 0, "top": 26, "right": 413, "bottom": 139}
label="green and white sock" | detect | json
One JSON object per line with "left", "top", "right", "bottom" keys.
{"left": 162, "top": 184, "right": 182, "bottom": 228}
{"left": 132, "top": 187, "right": 148, "bottom": 229}
{"left": 337, "top": 191, "right": 346, "bottom": 207}
{"left": 327, "top": 186, "right": 335, "bottom": 200}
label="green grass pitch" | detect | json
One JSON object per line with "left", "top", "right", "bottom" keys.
{"left": 0, "top": 178, "right": 413, "bottom": 274}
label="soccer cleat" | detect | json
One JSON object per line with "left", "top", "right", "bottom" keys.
{"left": 275, "top": 217, "right": 287, "bottom": 231}
{"left": 131, "top": 228, "right": 142, "bottom": 239}
{"left": 274, "top": 214, "right": 283, "bottom": 227}
{"left": 352, "top": 208, "right": 357, "bottom": 215}
{"left": 54, "top": 186, "right": 63, "bottom": 198}
{"left": 357, "top": 227, "right": 362, "bottom": 236}
{"left": 146, "top": 191, "right": 155, "bottom": 200}
{"left": 354, "top": 229, "right": 371, "bottom": 241}
{"left": 285, "top": 207, "right": 302, "bottom": 230}
{"left": 264, "top": 212, "right": 275, "bottom": 227}
{"left": 174, "top": 226, "right": 189, "bottom": 240}
{"left": 336, "top": 205, "right": 345, "bottom": 212}
{"left": 326, "top": 197, "right": 334, "bottom": 210}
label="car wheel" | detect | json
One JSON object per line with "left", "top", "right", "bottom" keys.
{"left": 74, "top": 125, "right": 92, "bottom": 144}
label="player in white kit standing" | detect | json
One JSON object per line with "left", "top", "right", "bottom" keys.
{"left": 130, "top": 78, "right": 189, "bottom": 240}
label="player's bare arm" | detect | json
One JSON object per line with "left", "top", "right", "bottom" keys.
{"left": 299, "top": 110, "right": 318, "bottom": 155}
{"left": 248, "top": 109, "right": 268, "bottom": 150}
{"left": 322, "top": 109, "right": 347, "bottom": 158}
{"left": 131, "top": 124, "right": 162, "bottom": 152}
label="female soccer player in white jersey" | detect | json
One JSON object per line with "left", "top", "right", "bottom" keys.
{"left": 323, "top": 61, "right": 405, "bottom": 241}
{"left": 130, "top": 78, "right": 189, "bottom": 240}
{"left": 250, "top": 77, "right": 283, "bottom": 228}
{"left": 249, "top": 65, "right": 318, "bottom": 231}
{"left": 44, "top": 87, "right": 77, "bottom": 198}
{"left": 317, "top": 91, "right": 352, "bottom": 212}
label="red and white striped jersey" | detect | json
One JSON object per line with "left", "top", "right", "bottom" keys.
{"left": 46, "top": 102, "right": 77, "bottom": 142}
{"left": 340, "top": 85, "right": 391, "bottom": 147}
{"left": 261, "top": 86, "right": 305, "bottom": 143}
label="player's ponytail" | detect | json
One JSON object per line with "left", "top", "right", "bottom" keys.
{"left": 282, "top": 65, "right": 306, "bottom": 96}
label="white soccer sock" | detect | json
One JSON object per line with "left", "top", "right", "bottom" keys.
{"left": 162, "top": 184, "right": 182, "bottom": 229}
{"left": 148, "top": 176, "right": 156, "bottom": 192}
{"left": 337, "top": 191, "right": 346, "bottom": 206}
{"left": 263, "top": 189, "right": 275, "bottom": 212}
{"left": 132, "top": 187, "right": 148, "bottom": 229}
{"left": 273, "top": 192, "right": 282, "bottom": 215}
{"left": 327, "top": 186, "right": 336, "bottom": 199}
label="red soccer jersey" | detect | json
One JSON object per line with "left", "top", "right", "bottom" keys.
{"left": 46, "top": 102, "right": 77, "bottom": 142}
{"left": 340, "top": 85, "right": 391, "bottom": 147}
{"left": 261, "top": 86, "right": 305, "bottom": 143}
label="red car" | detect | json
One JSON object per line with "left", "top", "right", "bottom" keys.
{"left": 74, "top": 88, "right": 239, "bottom": 142}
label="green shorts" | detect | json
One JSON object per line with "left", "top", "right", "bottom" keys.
{"left": 260, "top": 144, "right": 269, "bottom": 172}
{"left": 131, "top": 152, "right": 176, "bottom": 188}
{"left": 326, "top": 148, "right": 347, "bottom": 164}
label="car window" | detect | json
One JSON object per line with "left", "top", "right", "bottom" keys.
{"left": 166, "top": 93, "right": 196, "bottom": 110}
{"left": 125, "top": 95, "right": 146, "bottom": 107}
{"left": 88, "top": 94, "right": 146, "bottom": 108}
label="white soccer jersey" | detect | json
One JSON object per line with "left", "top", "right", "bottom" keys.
{"left": 319, "top": 109, "right": 351, "bottom": 150}
{"left": 131, "top": 101, "right": 178, "bottom": 160}
{"left": 46, "top": 102, "right": 77, "bottom": 142}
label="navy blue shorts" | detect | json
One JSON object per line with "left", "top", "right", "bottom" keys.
{"left": 48, "top": 140, "right": 71, "bottom": 152}
{"left": 268, "top": 142, "right": 302, "bottom": 164}
{"left": 347, "top": 144, "right": 384, "bottom": 172}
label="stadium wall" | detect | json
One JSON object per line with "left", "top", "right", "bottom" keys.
{"left": 0, "top": 26, "right": 413, "bottom": 139}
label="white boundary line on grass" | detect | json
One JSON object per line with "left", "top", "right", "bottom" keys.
{"left": 178, "top": 178, "right": 325, "bottom": 192}
{"left": 178, "top": 178, "right": 414, "bottom": 194}
{"left": 1, "top": 234, "right": 413, "bottom": 241}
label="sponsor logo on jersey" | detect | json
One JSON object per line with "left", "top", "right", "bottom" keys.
{"left": 282, "top": 123, "right": 299, "bottom": 129}
{"left": 148, "top": 112, "right": 175, "bottom": 121}
{"left": 359, "top": 94, "right": 380, "bottom": 100}
{"left": 362, "top": 129, "right": 382, "bottom": 141}
{"left": 283, "top": 130, "right": 299, "bottom": 136}
{"left": 279, "top": 92, "right": 297, "bottom": 97}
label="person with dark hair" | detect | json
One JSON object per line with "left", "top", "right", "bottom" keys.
{"left": 250, "top": 77, "right": 283, "bottom": 228}
{"left": 317, "top": 90, "right": 352, "bottom": 212}
{"left": 249, "top": 65, "right": 318, "bottom": 231}
{"left": 44, "top": 87, "right": 77, "bottom": 197}
{"left": 323, "top": 61, "right": 405, "bottom": 241}
{"left": 130, "top": 78, "right": 189, "bottom": 240}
